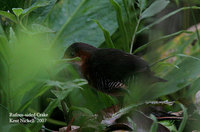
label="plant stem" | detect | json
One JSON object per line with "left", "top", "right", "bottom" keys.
{"left": 137, "top": 6, "right": 200, "bottom": 34}
{"left": 189, "top": 4, "right": 200, "bottom": 46}
{"left": 47, "top": 118, "right": 67, "bottom": 126}
{"left": 130, "top": 15, "right": 141, "bottom": 53}
{"left": 60, "top": 100, "right": 68, "bottom": 123}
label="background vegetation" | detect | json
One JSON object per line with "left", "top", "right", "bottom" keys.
{"left": 0, "top": 0, "right": 200, "bottom": 131}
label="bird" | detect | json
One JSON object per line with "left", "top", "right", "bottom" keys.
{"left": 63, "top": 42, "right": 167, "bottom": 96}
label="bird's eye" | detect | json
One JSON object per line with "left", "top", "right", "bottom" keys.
{"left": 71, "top": 52, "right": 75, "bottom": 57}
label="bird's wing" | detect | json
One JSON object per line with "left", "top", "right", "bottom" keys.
{"left": 89, "top": 49, "right": 149, "bottom": 81}
{"left": 90, "top": 71, "right": 128, "bottom": 95}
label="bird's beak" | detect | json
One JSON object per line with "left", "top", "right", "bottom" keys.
{"left": 62, "top": 56, "right": 82, "bottom": 66}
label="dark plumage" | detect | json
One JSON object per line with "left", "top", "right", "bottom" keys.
{"left": 64, "top": 42, "right": 167, "bottom": 96}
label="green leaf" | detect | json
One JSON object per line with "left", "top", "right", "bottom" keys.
{"left": 18, "top": 83, "right": 50, "bottom": 113}
{"left": 185, "top": 78, "right": 200, "bottom": 98}
{"left": 0, "top": 10, "right": 17, "bottom": 23}
{"left": 7, "top": 124, "right": 31, "bottom": 132}
{"left": 9, "top": 27, "right": 17, "bottom": 45}
{"left": 31, "top": 24, "right": 54, "bottom": 33}
{"left": 12, "top": 8, "right": 23, "bottom": 17}
{"left": 147, "top": 53, "right": 200, "bottom": 100}
{"left": 138, "top": 0, "right": 147, "bottom": 11}
{"left": 50, "top": 0, "right": 122, "bottom": 49}
{"left": 5, "top": 35, "right": 55, "bottom": 112}
{"left": 51, "top": 89, "right": 73, "bottom": 100}
{"left": 113, "top": 104, "right": 141, "bottom": 118}
{"left": 73, "top": 79, "right": 88, "bottom": 86}
{"left": 141, "top": 0, "right": 170, "bottom": 19}
{"left": 29, "top": 0, "right": 57, "bottom": 23}
{"left": 69, "top": 106, "right": 93, "bottom": 115}
{"left": 93, "top": 20, "right": 115, "bottom": 48}
{"left": 133, "top": 30, "right": 193, "bottom": 54}
{"left": 152, "top": 62, "right": 180, "bottom": 72}
{"left": 159, "top": 121, "right": 178, "bottom": 132}
{"left": 110, "top": 0, "right": 129, "bottom": 51}
{"left": 47, "top": 80, "right": 85, "bottom": 90}
{"left": 23, "top": 24, "right": 55, "bottom": 34}
{"left": 178, "top": 103, "right": 188, "bottom": 132}
{"left": 31, "top": 99, "right": 59, "bottom": 132}
{"left": 138, "top": 6, "right": 200, "bottom": 34}
{"left": 21, "top": 0, "right": 51, "bottom": 19}
{"left": 150, "top": 114, "right": 158, "bottom": 132}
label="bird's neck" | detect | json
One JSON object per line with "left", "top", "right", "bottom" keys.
{"left": 78, "top": 50, "right": 91, "bottom": 61}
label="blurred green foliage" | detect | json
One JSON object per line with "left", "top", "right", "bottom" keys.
{"left": 0, "top": 0, "right": 200, "bottom": 131}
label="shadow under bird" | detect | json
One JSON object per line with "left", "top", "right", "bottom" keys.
{"left": 64, "top": 42, "right": 167, "bottom": 96}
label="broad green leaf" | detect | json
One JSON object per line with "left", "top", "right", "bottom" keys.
{"left": 22, "top": 24, "right": 54, "bottom": 34}
{"left": 0, "top": 10, "right": 17, "bottom": 23}
{"left": 147, "top": 53, "right": 200, "bottom": 100}
{"left": 141, "top": 0, "right": 170, "bottom": 19}
{"left": 31, "top": 24, "right": 54, "bottom": 33}
{"left": 49, "top": 0, "right": 122, "bottom": 49}
{"left": 93, "top": 20, "right": 115, "bottom": 48}
{"left": 12, "top": 8, "right": 23, "bottom": 17}
{"left": 141, "top": 29, "right": 200, "bottom": 102}
{"left": 29, "top": 0, "right": 57, "bottom": 23}
{"left": 151, "top": 62, "right": 180, "bottom": 76}
{"left": 21, "top": 0, "right": 51, "bottom": 19}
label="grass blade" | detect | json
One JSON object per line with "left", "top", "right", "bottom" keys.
{"left": 18, "top": 83, "right": 50, "bottom": 113}
{"left": 137, "top": 6, "right": 200, "bottom": 34}
{"left": 93, "top": 20, "right": 115, "bottom": 48}
{"left": 178, "top": 103, "right": 188, "bottom": 132}
{"left": 150, "top": 114, "right": 158, "bottom": 132}
{"left": 110, "top": 0, "right": 129, "bottom": 51}
{"left": 133, "top": 30, "right": 193, "bottom": 54}
{"left": 150, "top": 53, "right": 200, "bottom": 67}
{"left": 0, "top": 11, "right": 17, "bottom": 23}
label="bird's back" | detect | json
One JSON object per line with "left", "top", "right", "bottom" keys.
{"left": 90, "top": 49, "right": 149, "bottom": 78}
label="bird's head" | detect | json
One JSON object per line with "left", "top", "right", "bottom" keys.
{"left": 63, "top": 42, "right": 97, "bottom": 60}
